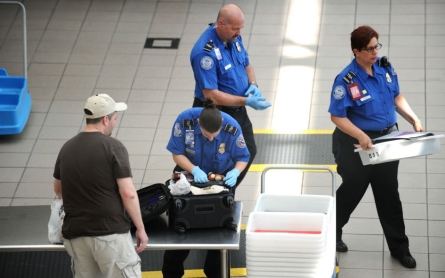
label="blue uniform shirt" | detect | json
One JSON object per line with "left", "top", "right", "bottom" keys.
{"left": 328, "top": 58, "right": 400, "bottom": 131}
{"left": 190, "top": 23, "right": 250, "bottom": 101}
{"left": 167, "top": 108, "right": 250, "bottom": 174}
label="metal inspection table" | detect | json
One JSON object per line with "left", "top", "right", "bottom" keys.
{"left": 0, "top": 201, "right": 243, "bottom": 278}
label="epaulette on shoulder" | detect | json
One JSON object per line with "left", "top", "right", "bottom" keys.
{"left": 223, "top": 124, "right": 238, "bottom": 135}
{"left": 203, "top": 39, "right": 213, "bottom": 52}
{"left": 342, "top": 71, "right": 356, "bottom": 84}
{"left": 182, "top": 119, "right": 195, "bottom": 127}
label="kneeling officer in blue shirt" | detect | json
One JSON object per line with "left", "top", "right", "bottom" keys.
{"left": 162, "top": 98, "right": 250, "bottom": 278}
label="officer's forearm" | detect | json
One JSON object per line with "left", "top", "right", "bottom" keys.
{"left": 172, "top": 154, "right": 195, "bottom": 173}
{"left": 203, "top": 89, "right": 246, "bottom": 106}
{"left": 234, "top": 161, "right": 248, "bottom": 173}
{"left": 394, "top": 94, "right": 420, "bottom": 124}
{"left": 245, "top": 64, "right": 256, "bottom": 84}
{"left": 331, "top": 114, "right": 368, "bottom": 142}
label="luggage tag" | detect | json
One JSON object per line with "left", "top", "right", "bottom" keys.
{"left": 348, "top": 82, "right": 362, "bottom": 101}
{"left": 185, "top": 130, "right": 194, "bottom": 145}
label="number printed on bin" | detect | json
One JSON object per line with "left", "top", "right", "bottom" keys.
{"left": 367, "top": 150, "right": 380, "bottom": 162}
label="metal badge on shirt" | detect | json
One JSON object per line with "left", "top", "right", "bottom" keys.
{"left": 386, "top": 72, "right": 392, "bottom": 83}
{"left": 235, "top": 42, "right": 241, "bottom": 52}
{"left": 218, "top": 143, "right": 226, "bottom": 154}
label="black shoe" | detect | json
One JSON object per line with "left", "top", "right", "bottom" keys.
{"left": 336, "top": 240, "right": 348, "bottom": 252}
{"left": 391, "top": 252, "right": 416, "bottom": 268}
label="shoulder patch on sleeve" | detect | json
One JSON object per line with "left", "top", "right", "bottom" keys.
{"left": 174, "top": 123, "right": 182, "bottom": 137}
{"left": 223, "top": 124, "right": 238, "bottom": 135}
{"left": 236, "top": 135, "right": 246, "bottom": 148}
{"left": 333, "top": 85, "right": 346, "bottom": 100}
{"left": 200, "top": 56, "right": 214, "bottom": 70}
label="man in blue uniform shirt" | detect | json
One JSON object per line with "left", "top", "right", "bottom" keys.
{"left": 162, "top": 98, "right": 250, "bottom": 278}
{"left": 329, "top": 26, "right": 424, "bottom": 269}
{"left": 190, "top": 3, "right": 271, "bottom": 189}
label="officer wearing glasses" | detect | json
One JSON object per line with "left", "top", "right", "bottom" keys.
{"left": 328, "top": 25, "right": 424, "bottom": 269}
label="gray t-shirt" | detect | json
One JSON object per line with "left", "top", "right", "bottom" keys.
{"left": 54, "top": 132, "right": 132, "bottom": 239}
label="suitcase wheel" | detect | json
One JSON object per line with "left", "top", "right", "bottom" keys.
{"left": 174, "top": 222, "right": 186, "bottom": 234}
{"left": 224, "top": 218, "right": 237, "bottom": 230}
{"left": 223, "top": 196, "right": 234, "bottom": 209}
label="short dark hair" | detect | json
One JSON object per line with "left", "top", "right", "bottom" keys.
{"left": 85, "top": 111, "right": 115, "bottom": 125}
{"left": 351, "top": 25, "right": 379, "bottom": 56}
{"left": 199, "top": 98, "right": 222, "bottom": 133}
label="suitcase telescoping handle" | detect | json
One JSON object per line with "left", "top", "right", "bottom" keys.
{"left": 260, "top": 165, "right": 336, "bottom": 198}
{"left": 194, "top": 204, "right": 215, "bottom": 214}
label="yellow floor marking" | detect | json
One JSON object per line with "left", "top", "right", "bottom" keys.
{"left": 254, "top": 129, "right": 334, "bottom": 134}
{"left": 249, "top": 164, "right": 337, "bottom": 173}
{"left": 143, "top": 268, "right": 246, "bottom": 277}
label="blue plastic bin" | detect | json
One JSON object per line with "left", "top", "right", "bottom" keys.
{"left": 0, "top": 76, "right": 32, "bottom": 135}
{"left": 0, "top": 68, "right": 8, "bottom": 76}
{"left": 0, "top": 2, "right": 32, "bottom": 135}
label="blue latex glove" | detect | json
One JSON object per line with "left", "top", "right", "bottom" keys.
{"left": 245, "top": 96, "right": 272, "bottom": 110}
{"left": 191, "top": 166, "right": 209, "bottom": 183}
{"left": 223, "top": 168, "right": 240, "bottom": 187}
{"left": 244, "top": 85, "right": 261, "bottom": 97}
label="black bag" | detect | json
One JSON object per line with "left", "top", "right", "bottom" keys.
{"left": 168, "top": 181, "right": 236, "bottom": 233}
{"left": 128, "top": 183, "right": 171, "bottom": 227}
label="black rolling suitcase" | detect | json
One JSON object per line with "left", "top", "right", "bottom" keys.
{"left": 168, "top": 181, "right": 236, "bottom": 233}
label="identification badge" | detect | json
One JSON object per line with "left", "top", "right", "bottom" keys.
{"left": 185, "top": 130, "right": 194, "bottom": 145}
{"left": 348, "top": 82, "right": 361, "bottom": 101}
{"left": 214, "top": 48, "right": 222, "bottom": 60}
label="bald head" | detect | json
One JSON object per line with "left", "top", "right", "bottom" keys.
{"left": 215, "top": 4, "right": 245, "bottom": 43}
{"left": 217, "top": 4, "right": 244, "bottom": 25}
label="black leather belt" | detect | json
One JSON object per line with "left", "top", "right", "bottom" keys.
{"left": 363, "top": 123, "right": 398, "bottom": 135}
{"left": 194, "top": 97, "right": 242, "bottom": 113}
{"left": 219, "top": 106, "right": 241, "bottom": 113}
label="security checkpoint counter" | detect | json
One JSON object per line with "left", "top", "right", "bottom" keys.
{"left": 0, "top": 201, "right": 243, "bottom": 278}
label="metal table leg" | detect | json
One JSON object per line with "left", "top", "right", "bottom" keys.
{"left": 221, "top": 249, "right": 228, "bottom": 278}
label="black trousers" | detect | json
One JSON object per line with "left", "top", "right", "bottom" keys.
{"left": 162, "top": 166, "right": 227, "bottom": 278}
{"left": 333, "top": 127, "right": 409, "bottom": 256}
{"left": 192, "top": 97, "right": 257, "bottom": 188}
{"left": 162, "top": 249, "right": 220, "bottom": 278}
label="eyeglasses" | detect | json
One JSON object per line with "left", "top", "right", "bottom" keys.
{"left": 362, "top": 43, "right": 382, "bottom": 52}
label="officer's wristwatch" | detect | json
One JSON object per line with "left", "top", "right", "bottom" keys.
{"left": 249, "top": 81, "right": 258, "bottom": 88}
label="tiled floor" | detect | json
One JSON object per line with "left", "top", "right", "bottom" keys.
{"left": 1, "top": 0, "right": 445, "bottom": 277}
